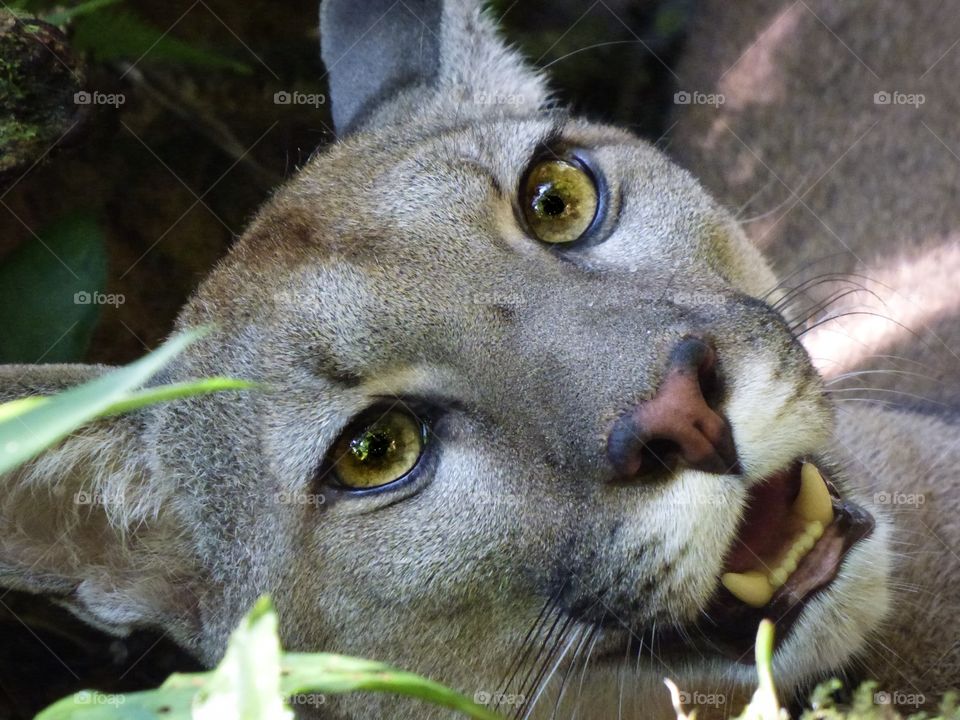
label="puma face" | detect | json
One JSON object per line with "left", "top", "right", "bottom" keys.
{"left": 0, "top": 1, "right": 891, "bottom": 718}
{"left": 172, "top": 72, "right": 888, "bottom": 720}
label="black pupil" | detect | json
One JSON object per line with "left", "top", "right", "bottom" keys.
{"left": 537, "top": 186, "right": 566, "bottom": 217}
{"left": 351, "top": 429, "right": 394, "bottom": 464}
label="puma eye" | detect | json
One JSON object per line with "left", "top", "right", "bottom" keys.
{"left": 330, "top": 409, "right": 427, "bottom": 490}
{"left": 520, "top": 156, "right": 600, "bottom": 244}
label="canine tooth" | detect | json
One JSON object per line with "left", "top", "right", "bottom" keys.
{"left": 721, "top": 571, "right": 774, "bottom": 608}
{"left": 795, "top": 463, "right": 835, "bottom": 524}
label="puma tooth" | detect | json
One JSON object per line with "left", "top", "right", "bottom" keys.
{"left": 795, "top": 463, "right": 835, "bottom": 524}
{"left": 723, "top": 468, "right": 836, "bottom": 608}
{"left": 769, "top": 568, "right": 788, "bottom": 588}
{"left": 721, "top": 570, "right": 774, "bottom": 608}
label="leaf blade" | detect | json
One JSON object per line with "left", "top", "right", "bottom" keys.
{"left": 0, "top": 327, "right": 205, "bottom": 474}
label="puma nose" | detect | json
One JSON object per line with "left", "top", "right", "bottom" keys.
{"left": 607, "top": 337, "right": 741, "bottom": 481}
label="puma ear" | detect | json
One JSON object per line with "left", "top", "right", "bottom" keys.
{"left": 319, "top": 0, "right": 550, "bottom": 135}
{"left": 0, "top": 365, "right": 201, "bottom": 650}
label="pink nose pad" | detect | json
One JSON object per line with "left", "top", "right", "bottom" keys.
{"left": 607, "top": 337, "right": 741, "bottom": 480}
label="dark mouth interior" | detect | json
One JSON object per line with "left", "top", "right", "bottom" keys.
{"left": 723, "top": 464, "right": 806, "bottom": 573}
{"left": 698, "top": 460, "right": 875, "bottom": 660}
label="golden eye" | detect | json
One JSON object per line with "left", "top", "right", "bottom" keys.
{"left": 331, "top": 410, "right": 426, "bottom": 490}
{"left": 521, "top": 158, "right": 599, "bottom": 244}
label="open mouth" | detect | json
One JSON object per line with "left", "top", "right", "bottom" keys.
{"left": 588, "top": 460, "right": 876, "bottom": 666}
{"left": 700, "top": 460, "right": 875, "bottom": 658}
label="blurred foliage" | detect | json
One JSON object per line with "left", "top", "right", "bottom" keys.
{"left": 37, "top": 598, "right": 501, "bottom": 720}
{"left": 34, "top": 607, "right": 957, "bottom": 720}
{"left": 799, "top": 680, "right": 959, "bottom": 720}
{"left": 70, "top": 9, "right": 251, "bottom": 73}
{"left": 0, "top": 213, "right": 106, "bottom": 363}
{"left": 11, "top": 0, "right": 248, "bottom": 71}
{"left": 0, "top": 13, "right": 85, "bottom": 175}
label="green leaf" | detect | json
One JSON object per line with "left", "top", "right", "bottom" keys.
{"left": 35, "top": 597, "right": 505, "bottom": 720}
{"left": 0, "top": 396, "right": 47, "bottom": 422}
{"left": 0, "top": 327, "right": 206, "bottom": 475}
{"left": 44, "top": 0, "right": 123, "bottom": 26}
{"left": 279, "top": 654, "right": 503, "bottom": 720}
{"left": 0, "top": 213, "right": 107, "bottom": 363}
{"left": 100, "top": 377, "right": 257, "bottom": 416}
{"left": 193, "top": 596, "right": 292, "bottom": 720}
{"left": 734, "top": 619, "right": 787, "bottom": 720}
{"left": 71, "top": 9, "right": 251, "bottom": 74}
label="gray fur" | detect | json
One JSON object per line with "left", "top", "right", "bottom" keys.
{"left": 0, "top": 1, "right": 956, "bottom": 717}
{"left": 320, "top": 0, "right": 442, "bottom": 134}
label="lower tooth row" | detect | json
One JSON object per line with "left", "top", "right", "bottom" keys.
{"left": 768, "top": 520, "right": 824, "bottom": 588}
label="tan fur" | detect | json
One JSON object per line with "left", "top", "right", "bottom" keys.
{"left": 0, "top": 1, "right": 955, "bottom": 717}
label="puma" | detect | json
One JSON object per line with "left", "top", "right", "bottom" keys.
{"left": 1, "top": 1, "right": 957, "bottom": 717}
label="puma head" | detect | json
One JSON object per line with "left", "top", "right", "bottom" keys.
{"left": 0, "top": 1, "right": 890, "bottom": 717}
